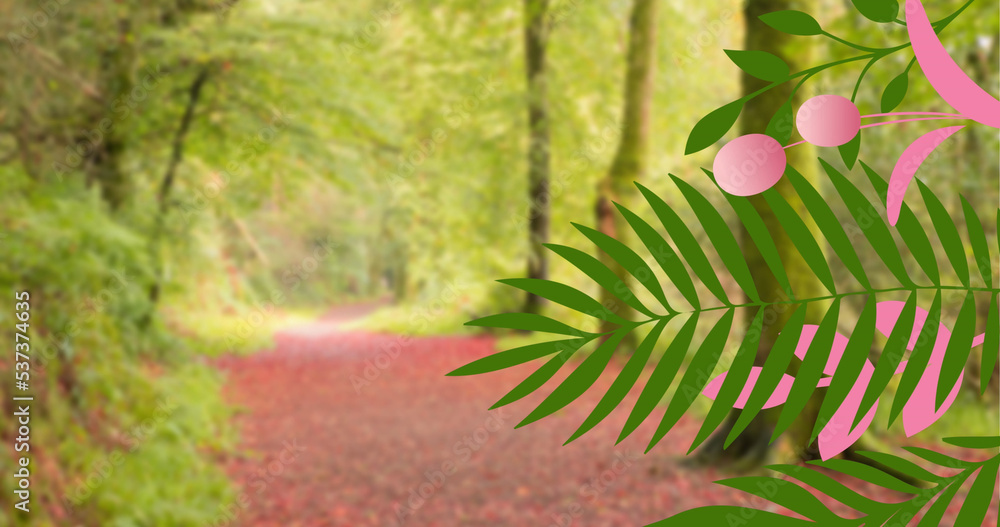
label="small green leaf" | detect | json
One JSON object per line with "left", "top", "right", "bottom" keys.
{"left": 852, "top": 451, "right": 945, "bottom": 483}
{"left": 853, "top": 292, "right": 916, "bottom": 430}
{"left": 942, "top": 436, "right": 1000, "bottom": 449}
{"left": 649, "top": 309, "right": 735, "bottom": 451}
{"left": 717, "top": 477, "right": 843, "bottom": 523}
{"left": 517, "top": 331, "right": 628, "bottom": 428}
{"left": 465, "top": 312, "right": 589, "bottom": 336}
{"left": 808, "top": 459, "right": 923, "bottom": 494}
{"left": 765, "top": 99, "right": 795, "bottom": 145}
{"left": 824, "top": 160, "right": 913, "bottom": 287}
{"left": 954, "top": 458, "right": 1000, "bottom": 526}
{"left": 672, "top": 175, "right": 761, "bottom": 303}
{"left": 637, "top": 183, "right": 730, "bottom": 305}
{"left": 916, "top": 179, "right": 970, "bottom": 287}
{"left": 785, "top": 166, "right": 869, "bottom": 289}
{"left": 813, "top": 297, "right": 878, "bottom": 444}
{"left": 838, "top": 131, "right": 861, "bottom": 169}
{"left": 983, "top": 293, "right": 999, "bottom": 395}
{"left": 616, "top": 203, "right": 701, "bottom": 310}
{"left": 890, "top": 291, "right": 942, "bottom": 425}
{"left": 566, "top": 320, "right": 667, "bottom": 443}
{"left": 961, "top": 196, "right": 992, "bottom": 289}
{"left": 711, "top": 171, "right": 793, "bottom": 297}
{"left": 759, "top": 10, "right": 822, "bottom": 36}
{"left": 447, "top": 337, "right": 591, "bottom": 376}
{"left": 762, "top": 188, "right": 837, "bottom": 295}
{"left": 690, "top": 307, "right": 765, "bottom": 453}
{"left": 685, "top": 100, "right": 744, "bottom": 155}
{"left": 936, "top": 291, "right": 976, "bottom": 409}
{"left": 881, "top": 70, "right": 910, "bottom": 113}
{"left": 545, "top": 243, "right": 658, "bottom": 318}
{"left": 729, "top": 305, "right": 808, "bottom": 447}
{"left": 862, "top": 162, "right": 940, "bottom": 284}
{"left": 491, "top": 344, "right": 584, "bottom": 408}
{"left": 618, "top": 315, "right": 699, "bottom": 443}
{"left": 852, "top": 0, "right": 900, "bottom": 23}
{"left": 724, "top": 49, "right": 790, "bottom": 82}
{"left": 497, "top": 279, "right": 628, "bottom": 324}
{"left": 768, "top": 464, "right": 893, "bottom": 515}
{"left": 881, "top": 491, "right": 938, "bottom": 527}
{"left": 903, "top": 446, "right": 976, "bottom": 469}
{"left": 918, "top": 471, "right": 972, "bottom": 526}
{"left": 773, "top": 299, "right": 841, "bottom": 442}
{"left": 573, "top": 223, "right": 672, "bottom": 313}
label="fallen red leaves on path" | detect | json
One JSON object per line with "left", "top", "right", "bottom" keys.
{"left": 213, "top": 312, "right": 998, "bottom": 527}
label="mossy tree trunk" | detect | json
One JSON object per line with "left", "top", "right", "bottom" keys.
{"left": 523, "top": 0, "right": 551, "bottom": 314}
{"left": 696, "top": 0, "right": 826, "bottom": 468}
{"left": 92, "top": 17, "right": 135, "bottom": 211}
{"left": 959, "top": 44, "right": 1000, "bottom": 398}
{"left": 594, "top": 0, "right": 658, "bottom": 342}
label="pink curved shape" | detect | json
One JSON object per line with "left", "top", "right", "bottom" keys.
{"left": 701, "top": 368, "right": 796, "bottom": 409}
{"left": 906, "top": 0, "right": 1000, "bottom": 128}
{"left": 900, "top": 322, "right": 962, "bottom": 436}
{"left": 886, "top": 126, "right": 964, "bottom": 226}
{"left": 818, "top": 362, "right": 878, "bottom": 460}
{"left": 793, "top": 325, "right": 850, "bottom": 375}
{"left": 701, "top": 301, "right": 981, "bottom": 459}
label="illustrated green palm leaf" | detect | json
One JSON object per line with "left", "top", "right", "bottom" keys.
{"left": 451, "top": 160, "right": 999, "bottom": 455}
{"left": 650, "top": 438, "right": 1000, "bottom": 527}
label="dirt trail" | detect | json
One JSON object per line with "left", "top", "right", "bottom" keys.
{"left": 213, "top": 307, "right": 998, "bottom": 526}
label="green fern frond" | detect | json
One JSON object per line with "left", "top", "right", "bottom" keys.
{"left": 649, "top": 437, "right": 1000, "bottom": 526}
{"left": 452, "top": 160, "right": 1000, "bottom": 452}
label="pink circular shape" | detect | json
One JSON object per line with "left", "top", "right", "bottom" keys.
{"left": 796, "top": 95, "right": 861, "bottom": 147}
{"left": 712, "top": 134, "right": 787, "bottom": 196}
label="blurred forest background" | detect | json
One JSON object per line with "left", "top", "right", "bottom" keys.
{"left": 0, "top": 0, "right": 997, "bottom": 525}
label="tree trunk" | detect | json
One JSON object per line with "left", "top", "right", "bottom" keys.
{"left": 523, "top": 0, "right": 551, "bottom": 315}
{"left": 92, "top": 17, "right": 135, "bottom": 210}
{"left": 959, "top": 45, "right": 999, "bottom": 398}
{"left": 145, "top": 67, "right": 211, "bottom": 320}
{"left": 594, "top": 0, "right": 658, "bottom": 342}
{"left": 697, "top": 0, "right": 825, "bottom": 468}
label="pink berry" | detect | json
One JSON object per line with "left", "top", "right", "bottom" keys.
{"left": 796, "top": 95, "right": 861, "bottom": 147}
{"left": 712, "top": 134, "right": 787, "bottom": 196}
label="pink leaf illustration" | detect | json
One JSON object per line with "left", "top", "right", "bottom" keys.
{"left": 701, "top": 368, "right": 796, "bottom": 410}
{"left": 818, "top": 361, "right": 878, "bottom": 460}
{"left": 886, "top": 125, "right": 964, "bottom": 226}
{"left": 906, "top": 0, "right": 1000, "bottom": 128}
{"left": 701, "top": 301, "right": 986, "bottom": 459}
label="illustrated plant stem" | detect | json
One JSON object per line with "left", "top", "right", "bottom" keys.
{"left": 639, "top": 285, "right": 1000, "bottom": 318}
{"left": 782, "top": 115, "right": 966, "bottom": 149}
{"left": 823, "top": 31, "right": 883, "bottom": 53}
{"left": 851, "top": 56, "right": 880, "bottom": 101}
{"left": 734, "top": 1, "right": 969, "bottom": 113}
{"left": 862, "top": 112, "right": 962, "bottom": 118}
{"left": 925, "top": 0, "right": 975, "bottom": 29}
{"left": 859, "top": 117, "right": 964, "bottom": 129}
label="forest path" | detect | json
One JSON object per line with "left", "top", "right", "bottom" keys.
{"left": 212, "top": 305, "right": 995, "bottom": 526}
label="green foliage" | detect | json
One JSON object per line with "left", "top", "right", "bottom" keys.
{"left": 724, "top": 50, "right": 790, "bottom": 82}
{"left": 684, "top": 101, "right": 744, "bottom": 155}
{"left": 838, "top": 132, "right": 861, "bottom": 169}
{"left": 452, "top": 161, "right": 999, "bottom": 454}
{"left": 652, "top": 438, "right": 1000, "bottom": 526}
{"left": 880, "top": 69, "right": 910, "bottom": 112}
{"left": 759, "top": 11, "right": 823, "bottom": 36}
{"left": 687, "top": 0, "right": 981, "bottom": 154}
{"left": 765, "top": 99, "right": 795, "bottom": 145}
{"left": 0, "top": 179, "right": 234, "bottom": 526}
{"left": 851, "top": 0, "right": 899, "bottom": 24}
